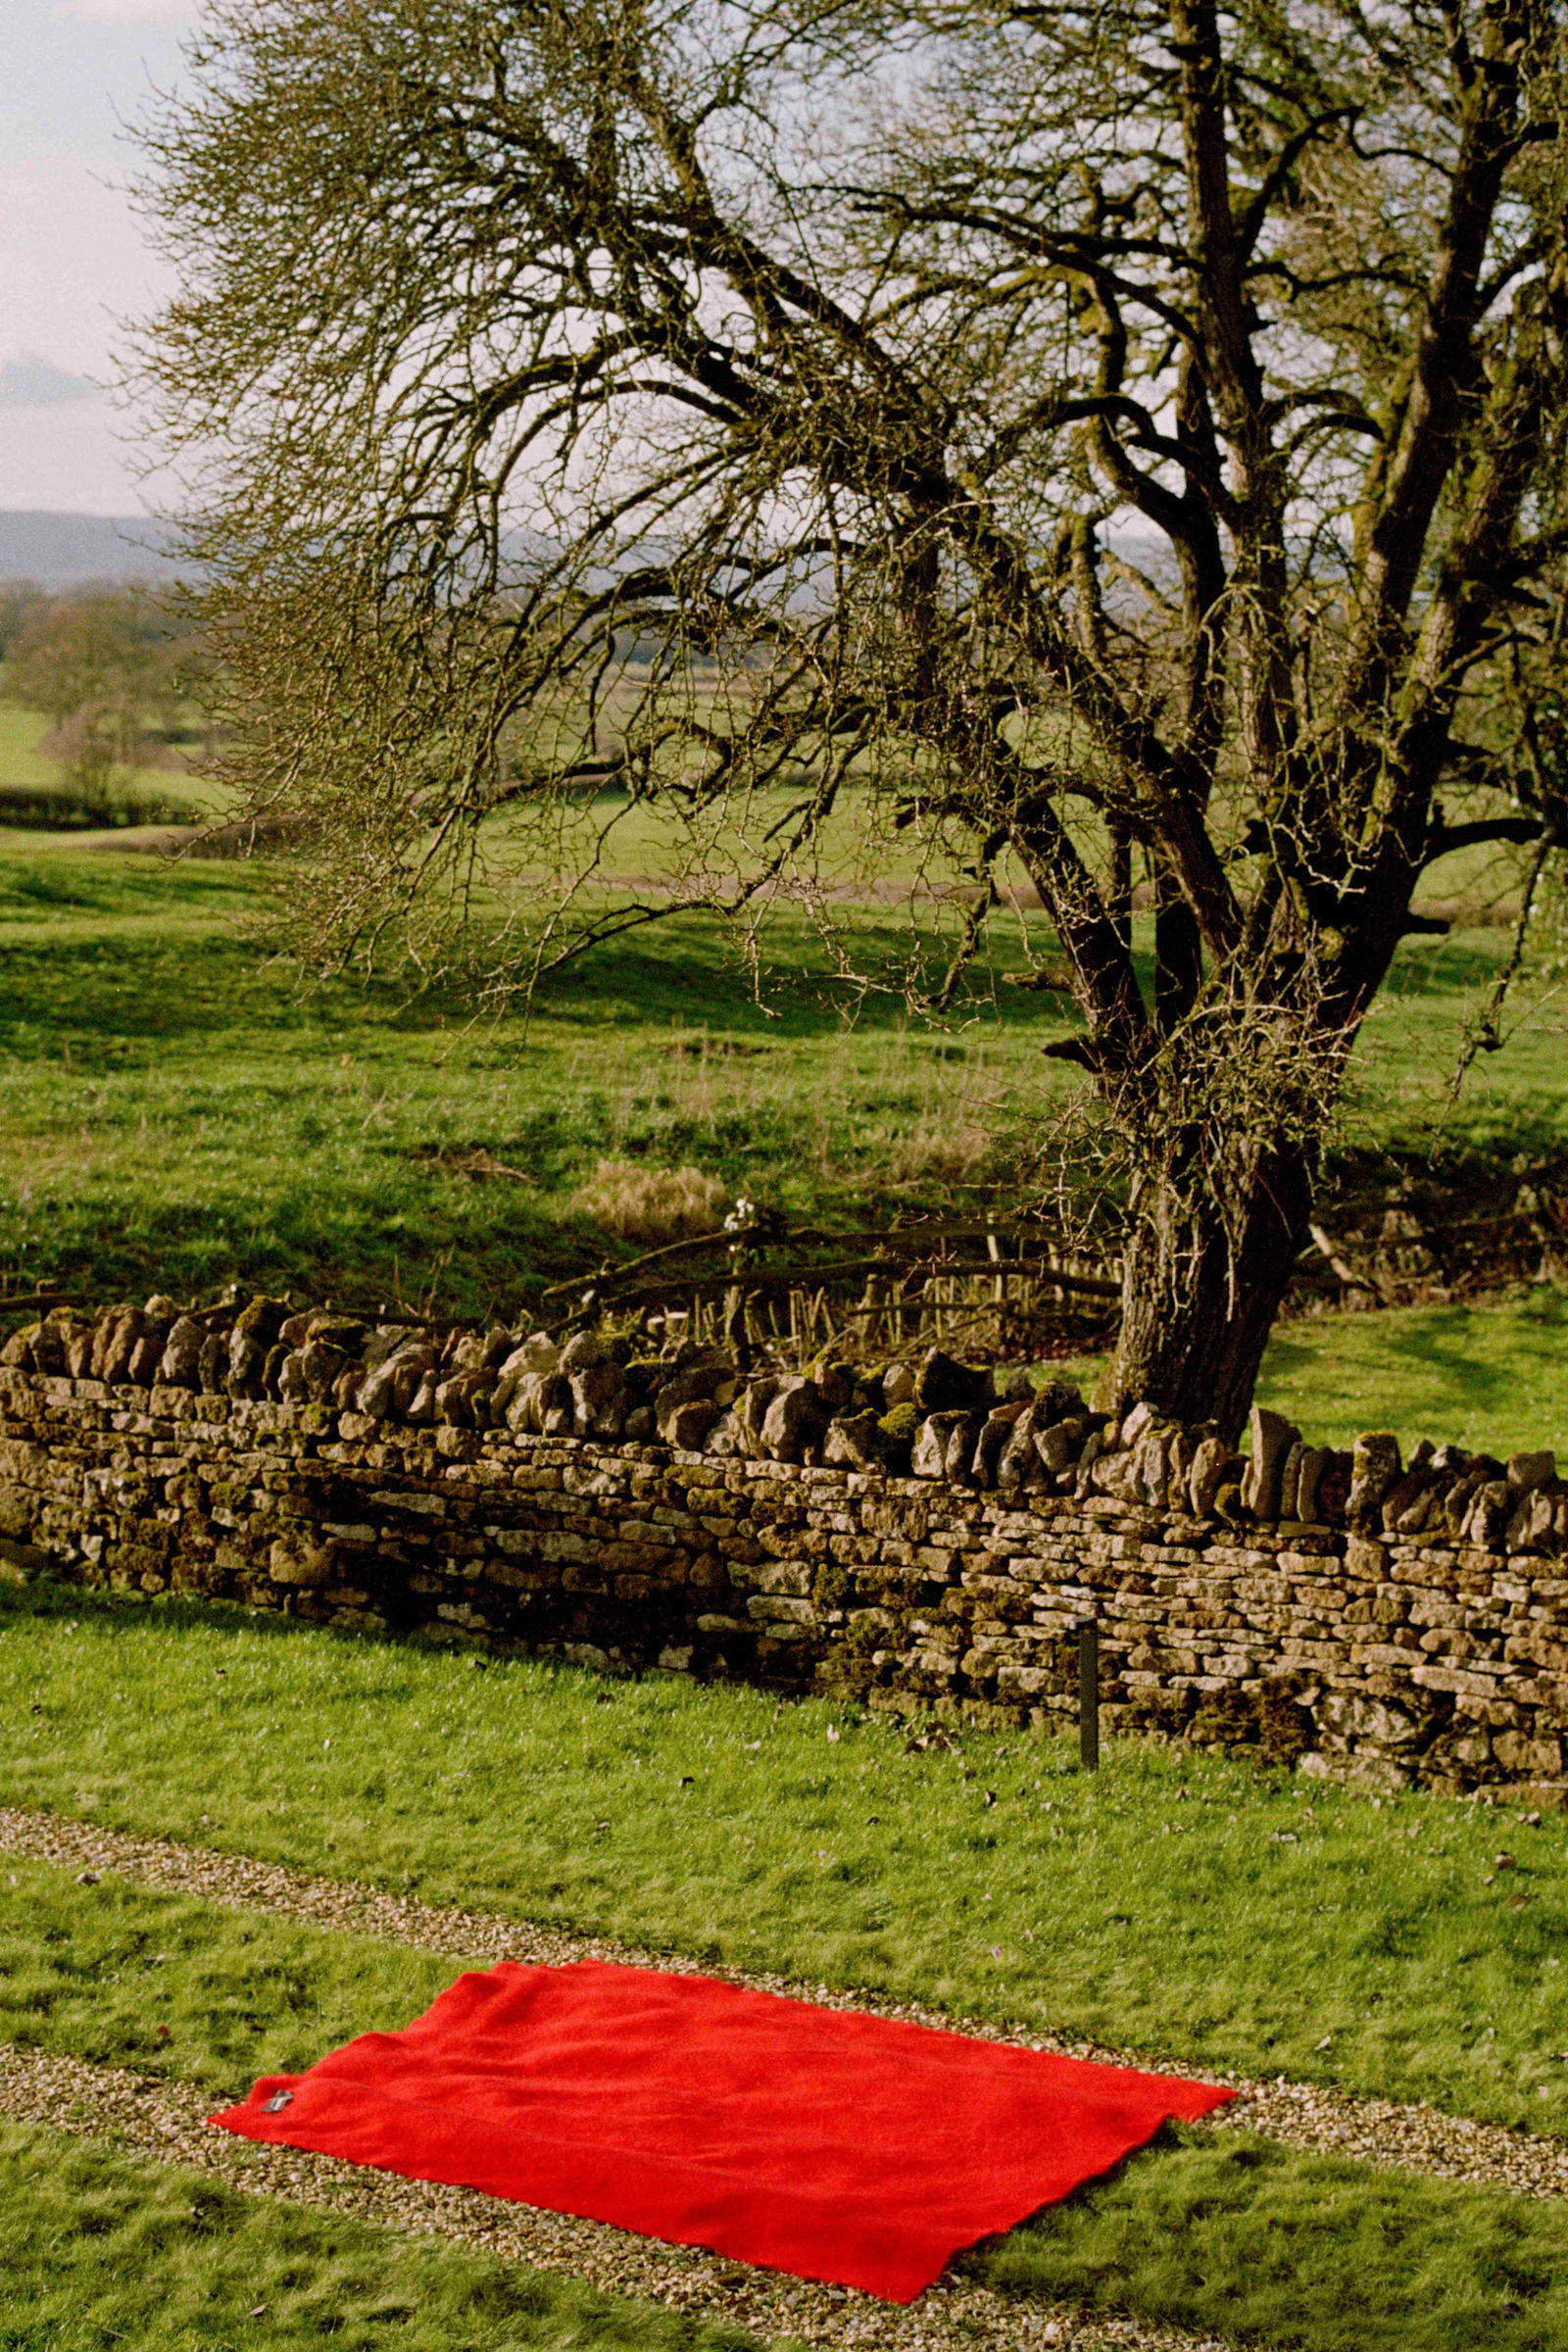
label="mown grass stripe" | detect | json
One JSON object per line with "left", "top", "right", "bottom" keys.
{"left": 0, "top": 2105, "right": 772, "bottom": 2352}
{"left": 982, "top": 2131, "right": 1568, "bottom": 2352}
{"left": 4, "top": 1858, "right": 1568, "bottom": 2351}
{"left": 0, "top": 2052, "right": 1185, "bottom": 2352}
{"left": 6, "top": 1573, "right": 1568, "bottom": 2143}
{"left": 4, "top": 1801, "right": 1567, "bottom": 2206}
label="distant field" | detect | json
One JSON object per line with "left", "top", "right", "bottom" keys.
{"left": 0, "top": 834, "right": 1066, "bottom": 1319}
{"left": 0, "top": 692, "right": 1565, "bottom": 1446}
{"left": 0, "top": 704, "right": 63, "bottom": 797}
{"left": 0, "top": 700, "right": 221, "bottom": 828}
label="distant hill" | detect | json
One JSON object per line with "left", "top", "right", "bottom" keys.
{"left": 0, "top": 511, "right": 179, "bottom": 590}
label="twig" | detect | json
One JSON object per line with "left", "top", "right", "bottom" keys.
{"left": 1448, "top": 837, "right": 1551, "bottom": 1100}
{"left": 539, "top": 1217, "right": 1095, "bottom": 1302}
{"left": 602, "top": 1257, "right": 1121, "bottom": 1306}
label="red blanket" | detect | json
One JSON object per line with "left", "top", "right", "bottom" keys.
{"left": 212, "top": 1959, "right": 1232, "bottom": 2301}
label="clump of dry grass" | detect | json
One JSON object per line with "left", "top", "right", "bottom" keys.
{"left": 572, "top": 1159, "right": 729, "bottom": 1244}
{"left": 873, "top": 1113, "right": 999, "bottom": 1191}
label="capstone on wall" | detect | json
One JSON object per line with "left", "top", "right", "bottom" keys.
{"left": 1, "top": 1365, "right": 1564, "bottom": 1806}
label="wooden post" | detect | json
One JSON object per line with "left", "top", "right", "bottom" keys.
{"left": 1078, "top": 1618, "right": 1100, "bottom": 1772}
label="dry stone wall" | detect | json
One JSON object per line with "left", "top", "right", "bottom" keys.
{"left": 0, "top": 1295, "right": 1565, "bottom": 1805}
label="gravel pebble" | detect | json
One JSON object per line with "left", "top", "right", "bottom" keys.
{"left": 0, "top": 2042, "right": 1231, "bottom": 2352}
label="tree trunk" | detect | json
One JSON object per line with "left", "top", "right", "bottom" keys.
{"left": 1101, "top": 1144, "right": 1313, "bottom": 1443}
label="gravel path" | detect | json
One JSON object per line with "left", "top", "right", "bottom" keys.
{"left": 4, "top": 1801, "right": 1564, "bottom": 2205}
{"left": 0, "top": 2042, "right": 1230, "bottom": 2352}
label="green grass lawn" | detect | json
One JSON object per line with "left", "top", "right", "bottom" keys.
{"left": 0, "top": 830, "right": 1074, "bottom": 1317}
{"left": 0, "top": 2122, "right": 760, "bottom": 2352}
{"left": 14, "top": 813, "right": 1562, "bottom": 1446}
{"left": 4, "top": 1576, "right": 1565, "bottom": 2134}
{"left": 1256, "top": 1289, "right": 1568, "bottom": 1453}
{"left": 4, "top": 1582, "right": 1568, "bottom": 2350}
{"left": 1048, "top": 1284, "right": 1568, "bottom": 1455}
{"left": 988, "top": 2132, "right": 1568, "bottom": 2352}
{"left": 2, "top": 811, "right": 1567, "bottom": 1442}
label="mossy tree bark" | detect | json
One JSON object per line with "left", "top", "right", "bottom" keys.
{"left": 1105, "top": 1149, "right": 1316, "bottom": 1442}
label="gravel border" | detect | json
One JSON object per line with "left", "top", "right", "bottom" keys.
{"left": 4, "top": 1802, "right": 1565, "bottom": 2205}
{"left": 0, "top": 2042, "right": 1231, "bottom": 2352}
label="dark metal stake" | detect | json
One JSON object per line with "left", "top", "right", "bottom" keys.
{"left": 1078, "top": 1618, "right": 1101, "bottom": 1772}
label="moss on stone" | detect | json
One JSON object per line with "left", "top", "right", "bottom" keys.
{"left": 874, "top": 1401, "right": 921, "bottom": 1474}
{"left": 812, "top": 1559, "right": 852, "bottom": 1613}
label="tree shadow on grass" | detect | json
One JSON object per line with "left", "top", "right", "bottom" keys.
{"left": 0, "top": 1177, "right": 595, "bottom": 1317}
{"left": 0, "top": 1569, "right": 576, "bottom": 1696}
{"left": 0, "top": 905, "right": 1069, "bottom": 1060}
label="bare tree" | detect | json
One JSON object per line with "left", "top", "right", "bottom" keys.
{"left": 132, "top": 0, "right": 1568, "bottom": 1435}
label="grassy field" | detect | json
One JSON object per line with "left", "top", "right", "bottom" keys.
{"left": 0, "top": 843, "right": 1060, "bottom": 1316}
{"left": 4, "top": 1576, "right": 1568, "bottom": 2349}
{"left": 1046, "top": 1285, "right": 1568, "bottom": 1454}
{"left": 0, "top": 701, "right": 220, "bottom": 823}
{"left": 4, "top": 710, "right": 1568, "bottom": 2344}
{"left": 1256, "top": 1289, "right": 1568, "bottom": 1452}
{"left": 0, "top": 2121, "right": 755, "bottom": 2352}
{"left": 0, "top": 705, "right": 67, "bottom": 799}
{"left": 4, "top": 1575, "right": 1565, "bottom": 2132}
{"left": 2, "top": 696, "right": 1567, "bottom": 1445}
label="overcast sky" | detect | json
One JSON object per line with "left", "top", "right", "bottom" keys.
{"left": 2, "top": 0, "right": 197, "bottom": 514}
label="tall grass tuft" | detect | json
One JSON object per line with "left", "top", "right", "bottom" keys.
{"left": 572, "top": 1159, "right": 729, "bottom": 1244}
